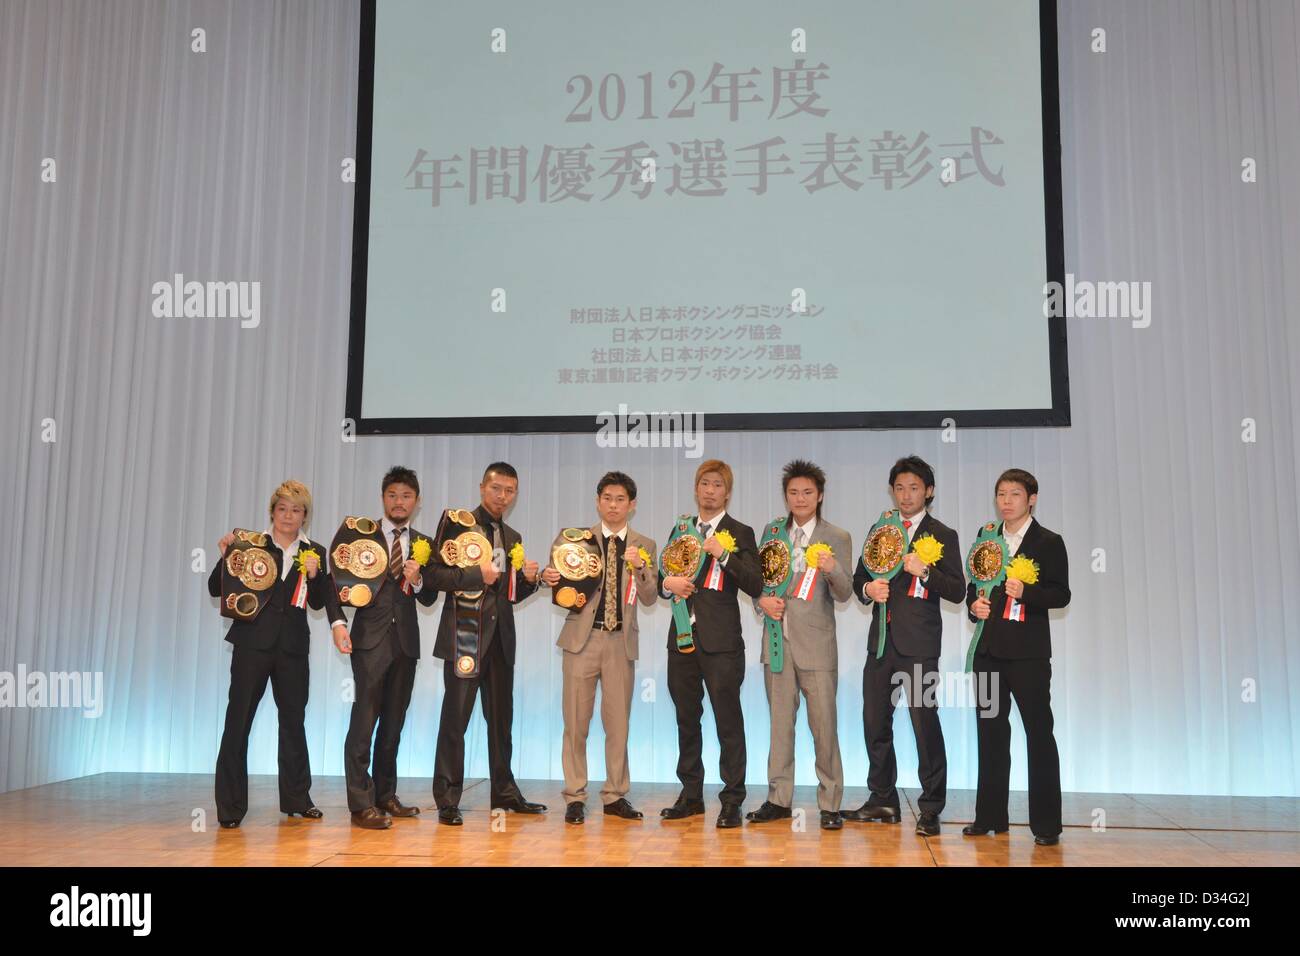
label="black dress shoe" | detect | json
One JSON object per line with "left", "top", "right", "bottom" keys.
{"left": 286, "top": 806, "right": 323, "bottom": 819}
{"left": 961, "top": 822, "right": 1009, "bottom": 836}
{"left": 603, "top": 798, "right": 643, "bottom": 820}
{"left": 492, "top": 796, "right": 547, "bottom": 814}
{"left": 437, "top": 806, "right": 463, "bottom": 826}
{"left": 219, "top": 819, "right": 241, "bottom": 829}
{"left": 379, "top": 796, "right": 420, "bottom": 818}
{"left": 1034, "top": 833, "right": 1061, "bottom": 846}
{"left": 744, "top": 801, "right": 792, "bottom": 823}
{"left": 840, "top": 802, "right": 901, "bottom": 824}
{"left": 716, "top": 804, "right": 742, "bottom": 829}
{"left": 659, "top": 796, "right": 706, "bottom": 820}
{"left": 820, "top": 810, "right": 844, "bottom": 830}
{"left": 350, "top": 807, "right": 392, "bottom": 830}
{"left": 565, "top": 801, "right": 585, "bottom": 824}
{"left": 915, "top": 811, "right": 940, "bottom": 836}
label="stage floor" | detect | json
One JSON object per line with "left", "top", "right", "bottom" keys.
{"left": 2, "top": 773, "right": 1296, "bottom": 867}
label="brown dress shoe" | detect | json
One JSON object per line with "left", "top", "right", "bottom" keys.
{"left": 379, "top": 796, "right": 420, "bottom": 818}
{"left": 350, "top": 807, "right": 392, "bottom": 830}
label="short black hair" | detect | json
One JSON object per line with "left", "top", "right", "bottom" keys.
{"left": 889, "top": 455, "right": 936, "bottom": 506}
{"left": 996, "top": 467, "right": 1039, "bottom": 510}
{"left": 482, "top": 461, "right": 518, "bottom": 483}
{"left": 596, "top": 471, "right": 637, "bottom": 501}
{"left": 382, "top": 465, "right": 419, "bottom": 497}
{"left": 781, "top": 458, "right": 827, "bottom": 518}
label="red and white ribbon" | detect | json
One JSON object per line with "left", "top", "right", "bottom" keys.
{"left": 507, "top": 568, "right": 517, "bottom": 601}
{"left": 703, "top": 556, "right": 724, "bottom": 591}
{"left": 1002, "top": 595, "right": 1025, "bottom": 622}
{"left": 908, "top": 574, "right": 929, "bottom": 600}
{"left": 624, "top": 571, "right": 637, "bottom": 605}
{"left": 291, "top": 569, "right": 309, "bottom": 608}
{"left": 794, "top": 566, "right": 818, "bottom": 600}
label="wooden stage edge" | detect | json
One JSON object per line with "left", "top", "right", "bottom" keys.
{"left": 2, "top": 773, "right": 1297, "bottom": 867}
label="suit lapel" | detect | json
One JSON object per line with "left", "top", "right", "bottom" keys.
{"left": 910, "top": 512, "right": 931, "bottom": 548}
{"left": 1018, "top": 519, "right": 1042, "bottom": 559}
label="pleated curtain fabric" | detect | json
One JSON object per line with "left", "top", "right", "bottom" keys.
{"left": 0, "top": 0, "right": 1297, "bottom": 797}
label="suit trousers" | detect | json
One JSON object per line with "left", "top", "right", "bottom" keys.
{"left": 972, "top": 653, "right": 1062, "bottom": 837}
{"left": 560, "top": 627, "right": 635, "bottom": 804}
{"left": 666, "top": 645, "right": 746, "bottom": 806}
{"left": 343, "top": 626, "right": 417, "bottom": 811}
{"left": 763, "top": 658, "right": 843, "bottom": 812}
{"left": 432, "top": 635, "right": 524, "bottom": 808}
{"left": 215, "top": 640, "right": 312, "bottom": 823}
{"left": 862, "top": 642, "right": 947, "bottom": 814}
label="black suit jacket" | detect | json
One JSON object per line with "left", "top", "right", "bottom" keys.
{"left": 432, "top": 505, "right": 538, "bottom": 667}
{"left": 657, "top": 513, "right": 763, "bottom": 653}
{"left": 853, "top": 512, "right": 964, "bottom": 659}
{"left": 964, "top": 519, "right": 1070, "bottom": 659}
{"left": 335, "top": 527, "right": 441, "bottom": 659}
{"left": 207, "top": 536, "right": 341, "bottom": 656}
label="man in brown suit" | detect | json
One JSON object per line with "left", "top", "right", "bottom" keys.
{"left": 540, "top": 471, "right": 659, "bottom": 824}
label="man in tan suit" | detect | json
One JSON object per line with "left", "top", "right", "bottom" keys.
{"left": 540, "top": 471, "right": 658, "bottom": 824}
{"left": 751, "top": 459, "right": 853, "bottom": 830}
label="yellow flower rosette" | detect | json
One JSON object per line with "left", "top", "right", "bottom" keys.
{"left": 804, "top": 542, "right": 833, "bottom": 568}
{"left": 410, "top": 537, "right": 432, "bottom": 567}
{"left": 712, "top": 529, "right": 738, "bottom": 553}
{"left": 911, "top": 533, "right": 944, "bottom": 566}
{"left": 509, "top": 541, "right": 525, "bottom": 570}
{"left": 1005, "top": 555, "right": 1040, "bottom": 584}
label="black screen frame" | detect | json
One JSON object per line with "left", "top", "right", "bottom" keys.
{"left": 344, "top": 0, "right": 1068, "bottom": 435}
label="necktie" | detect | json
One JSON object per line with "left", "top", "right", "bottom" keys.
{"left": 603, "top": 534, "right": 618, "bottom": 630}
{"left": 489, "top": 522, "right": 503, "bottom": 589}
{"left": 389, "top": 528, "right": 403, "bottom": 580}
{"left": 699, "top": 521, "right": 711, "bottom": 538}
{"left": 903, "top": 519, "right": 912, "bottom": 529}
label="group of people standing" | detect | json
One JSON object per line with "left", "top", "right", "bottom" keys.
{"left": 209, "top": 455, "right": 1070, "bottom": 846}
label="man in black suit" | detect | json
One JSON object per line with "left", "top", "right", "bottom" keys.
{"left": 208, "top": 480, "right": 348, "bottom": 828}
{"left": 431, "top": 462, "right": 544, "bottom": 825}
{"left": 659, "top": 458, "right": 763, "bottom": 829}
{"left": 335, "top": 466, "right": 473, "bottom": 830}
{"left": 963, "top": 468, "right": 1070, "bottom": 846}
{"left": 846, "top": 456, "right": 964, "bottom": 835}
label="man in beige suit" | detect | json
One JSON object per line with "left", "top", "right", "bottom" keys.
{"left": 750, "top": 459, "right": 853, "bottom": 830}
{"left": 540, "top": 471, "right": 658, "bottom": 824}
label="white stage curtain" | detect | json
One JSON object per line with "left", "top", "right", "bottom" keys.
{"left": 1, "top": 0, "right": 1297, "bottom": 797}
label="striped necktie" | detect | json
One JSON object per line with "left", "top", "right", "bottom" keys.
{"left": 389, "top": 528, "right": 403, "bottom": 580}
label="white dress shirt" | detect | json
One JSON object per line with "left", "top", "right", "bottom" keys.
{"left": 1003, "top": 515, "right": 1034, "bottom": 557}
{"left": 791, "top": 514, "right": 817, "bottom": 562}
{"left": 264, "top": 528, "right": 311, "bottom": 580}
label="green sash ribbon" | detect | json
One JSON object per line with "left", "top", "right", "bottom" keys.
{"left": 659, "top": 515, "right": 706, "bottom": 652}
{"left": 757, "top": 517, "right": 794, "bottom": 673}
{"left": 963, "top": 522, "right": 1009, "bottom": 673}
{"left": 860, "top": 510, "right": 908, "bottom": 659}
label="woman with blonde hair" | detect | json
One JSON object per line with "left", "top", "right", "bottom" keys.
{"left": 207, "top": 479, "right": 349, "bottom": 828}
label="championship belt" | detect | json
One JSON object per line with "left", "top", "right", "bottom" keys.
{"left": 220, "top": 528, "right": 279, "bottom": 621}
{"left": 328, "top": 516, "right": 388, "bottom": 608}
{"left": 659, "top": 515, "right": 706, "bottom": 652}
{"left": 963, "top": 522, "right": 1009, "bottom": 672}
{"left": 436, "top": 508, "right": 494, "bottom": 680}
{"left": 757, "top": 517, "right": 794, "bottom": 673}
{"left": 860, "top": 510, "right": 908, "bottom": 659}
{"left": 549, "top": 527, "right": 603, "bottom": 613}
